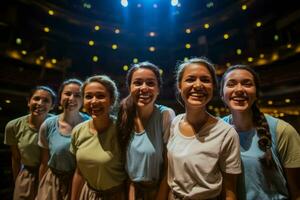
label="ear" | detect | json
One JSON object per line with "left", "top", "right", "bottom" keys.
{"left": 177, "top": 83, "right": 181, "bottom": 93}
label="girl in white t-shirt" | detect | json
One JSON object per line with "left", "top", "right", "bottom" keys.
{"left": 167, "top": 57, "right": 241, "bottom": 200}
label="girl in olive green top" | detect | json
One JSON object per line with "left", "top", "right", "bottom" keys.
{"left": 4, "top": 86, "right": 56, "bottom": 200}
{"left": 70, "top": 75, "right": 126, "bottom": 200}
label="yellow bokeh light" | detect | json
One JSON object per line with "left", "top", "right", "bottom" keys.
{"left": 185, "top": 28, "right": 191, "bottom": 34}
{"left": 271, "top": 53, "right": 279, "bottom": 61}
{"left": 256, "top": 21, "right": 262, "bottom": 27}
{"left": 204, "top": 23, "right": 210, "bottom": 29}
{"left": 16, "top": 38, "right": 22, "bottom": 45}
{"left": 123, "top": 65, "right": 129, "bottom": 71}
{"left": 92, "top": 56, "right": 98, "bottom": 62}
{"left": 35, "top": 59, "right": 41, "bottom": 65}
{"left": 44, "top": 27, "right": 50, "bottom": 32}
{"left": 248, "top": 57, "right": 253, "bottom": 62}
{"left": 48, "top": 10, "right": 54, "bottom": 15}
{"left": 133, "top": 58, "right": 138, "bottom": 63}
{"left": 185, "top": 43, "right": 191, "bottom": 49}
{"left": 45, "top": 61, "right": 53, "bottom": 68}
{"left": 94, "top": 25, "right": 100, "bottom": 31}
{"left": 149, "top": 46, "right": 155, "bottom": 52}
{"left": 236, "top": 49, "right": 242, "bottom": 55}
{"left": 21, "top": 50, "right": 27, "bottom": 55}
{"left": 112, "top": 44, "right": 118, "bottom": 49}
{"left": 159, "top": 69, "right": 163, "bottom": 75}
{"left": 241, "top": 5, "right": 247, "bottom": 10}
{"left": 88, "top": 40, "right": 95, "bottom": 46}
{"left": 267, "top": 100, "right": 273, "bottom": 105}
{"left": 51, "top": 58, "right": 57, "bottom": 64}
{"left": 223, "top": 34, "right": 229, "bottom": 40}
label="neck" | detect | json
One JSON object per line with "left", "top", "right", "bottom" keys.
{"left": 137, "top": 104, "right": 154, "bottom": 123}
{"left": 60, "top": 110, "right": 81, "bottom": 127}
{"left": 91, "top": 115, "right": 111, "bottom": 134}
{"left": 231, "top": 110, "right": 254, "bottom": 132}
{"left": 29, "top": 114, "right": 47, "bottom": 130}
{"left": 185, "top": 107, "right": 209, "bottom": 133}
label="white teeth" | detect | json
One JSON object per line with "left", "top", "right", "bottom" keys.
{"left": 232, "top": 96, "right": 247, "bottom": 101}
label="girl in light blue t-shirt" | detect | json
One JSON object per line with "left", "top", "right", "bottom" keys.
{"left": 117, "top": 61, "right": 175, "bottom": 200}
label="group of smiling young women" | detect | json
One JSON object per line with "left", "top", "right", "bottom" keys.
{"left": 4, "top": 57, "right": 300, "bottom": 200}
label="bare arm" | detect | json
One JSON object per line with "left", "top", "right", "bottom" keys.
{"left": 222, "top": 173, "right": 238, "bottom": 200}
{"left": 128, "top": 181, "right": 136, "bottom": 200}
{"left": 39, "top": 148, "right": 49, "bottom": 181}
{"left": 285, "top": 168, "right": 300, "bottom": 200}
{"left": 10, "top": 145, "right": 21, "bottom": 182}
{"left": 156, "top": 150, "right": 169, "bottom": 200}
{"left": 71, "top": 167, "right": 85, "bottom": 200}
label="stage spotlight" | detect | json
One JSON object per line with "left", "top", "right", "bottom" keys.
{"left": 121, "top": 0, "right": 128, "bottom": 7}
{"left": 171, "top": 0, "right": 179, "bottom": 6}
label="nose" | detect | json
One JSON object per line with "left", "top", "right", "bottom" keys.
{"left": 235, "top": 83, "right": 244, "bottom": 92}
{"left": 194, "top": 79, "right": 203, "bottom": 89}
{"left": 37, "top": 99, "right": 43, "bottom": 105}
{"left": 69, "top": 94, "right": 75, "bottom": 100}
{"left": 91, "top": 96, "right": 98, "bottom": 103}
{"left": 140, "top": 82, "right": 149, "bottom": 91}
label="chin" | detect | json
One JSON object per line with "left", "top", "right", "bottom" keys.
{"left": 230, "top": 105, "right": 249, "bottom": 112}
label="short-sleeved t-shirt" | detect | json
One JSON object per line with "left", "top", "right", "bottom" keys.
{"left": 70, "top": 118, "right": 126, "bottom": 190}
{"left": 222, "top": 114, "right": 300, "bottom": 200}
{"left": 167, "top": 114, "right": 241, "bottom": 199}
{"left": 38, "top": 113, "right": 90, "bottom": 172}
{"left": 126, "top": 104, "right": 175, "bottom": 182}
{"left": 4, "top": 114, "right": 53, "bottom": 167}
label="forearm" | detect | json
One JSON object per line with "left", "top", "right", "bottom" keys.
{"left": 128, "top": 181, "right": 135, "bottom": 200}
{"left": 285, "top": 168, "right": 300, "bottom": 200}
{"left": 11, "top": 158, "right": 21, "bottom": 181}
{"left": 222, "top": 173, "right": 238, "bottom": 200}
{"left": 39, "top": 162, "right": 48, "bottom": 181}
{"left": 71, "top": 168, "right": 85, "bottom": 200}
{"left": 156, "top": 174, "right": 169, "bottom": 200}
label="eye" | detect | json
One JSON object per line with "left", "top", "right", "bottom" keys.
{"left": 200, "top": 76, "right": 212, "bottom": 83}
{"left": 225, "top": 80, "right": 236, "bottom": 87}
{"left": 84, "top": 94, "right": 93, "bottom": 99}
{"left": 74, "top": 93, "right": 81, "bottom": 98}
{"left": 132, "top": 80, "right": 142, "bottom": 86}
{"left": 96, "top": 94, "right": 106, "bottom": 99}
{"left": 32, "top": 96, "right": 40, "bottom": 101}
{"left": 242, "top": 81, "right": 254, "bottom": 87}
{"left": 184, "top": 77, "right": 195, "bottom": 83}
{"left": 146, "top": 80, "right": 156, "bottom": 87}
{"left": 64, "top": 91, "right": 72, "bottom": 96}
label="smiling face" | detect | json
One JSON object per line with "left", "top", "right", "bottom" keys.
{"left": 28, "top": 89, "right": 53, "bottom": 117}
{"left": 60, "top": 83, "right": 82, "bottom": 112}
{"left": 83, "top": 82, "right": 112, "bottom": 118}
{"left": 178, "top": 63, "right": 214, "bottom": 109}
{"left": 130, "top": 68, "right": 159, "bottom": 108}
{"left": 222, "top": 69, "right": 257, "bottom": 113}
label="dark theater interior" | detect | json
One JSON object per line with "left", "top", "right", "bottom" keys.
{"left": 1, "top": 0, "right": 300, "bottom": 198}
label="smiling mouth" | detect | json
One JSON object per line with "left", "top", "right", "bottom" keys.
{"left": 231, "top": 96, "right": 249, "bottom": 101}
{"left": 189, "top": 92, "right": 207, "bottom": 98}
